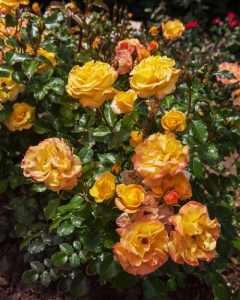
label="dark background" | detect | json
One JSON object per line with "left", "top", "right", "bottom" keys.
{"left": 31, "top": 0, "right": 240, "bottom": 20}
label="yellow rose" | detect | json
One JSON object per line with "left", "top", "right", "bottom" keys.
{"left": 132, "top": 133, "right": 189, "bottom": 187}
{"left": 0, "top": 0, "right": 29, "bottom": 14}
{"left": 5, "top": 102, "right": 35, "bottom": 131}
{"left": 89, "top": 171, "right": 115, "bottom": 202}
{"left": 129, "top": 55, "right": 180, "bottom": 99}
{"left": 162, "top": 19, "right": 185, "bottom": 40}
{"left": 0, "top": 75, "right": 24, "bottom": 103}
{"left": 150, "top": 172, "right": 192, "bottom": 204}
{"left": 149, "top": 26, "right": 159, "bottom": 36}
{"left": 21, "top": 138, "right": 82, "bottom": 192}
{"left": 37, "top": 48, "right": 57, "bottom": 74}
{"left": 161, "top": 110, "right": 186, "bottom": 132}
{"left": 130, "top": 130, "right": 143, "bottom": 148}
{"left": 66, "top": 61, "right": 118, "bottom": 108}
{"left": 113, "top": 219, "right": 169, "bottom": 275}
{"left": 169, "top": 201, "right": 219, "bottom": 266}
{"left": 110, "top": 89, "right": 137, "bottom": 114}
{"left": 115, "top": 184, "right": 146, "bottom": 213}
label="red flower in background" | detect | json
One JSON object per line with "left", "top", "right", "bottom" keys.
{"left": 212, "top": 18, "right": 221, "bottom": 25}
{"left": 185, "top": 21, "right": 199, "bottom": 29}
{"left": 229, "top": 19, "right": 240, "bottom": 28}
{"left": 226, "top": 12, "right": 236, "bottom": 20}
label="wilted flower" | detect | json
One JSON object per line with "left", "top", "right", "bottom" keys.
{"left": 132, "top": 133, "right": 189, "bottom": 187}
{"left": 129, "top": 55, "right": 180, "bottom": 99}
{"left": 115, "top": 183, "right": 146, "bottom": 213}
{"left": 89, "top": 171, "right": 115, "bottom": 202}
{"left": 130, "top": 130, "right": 143, "bottom": 148}
{"left": 66, "top": 61, "right": 118, "bottom": 108}
{"left": 169, "top": 201, "right": 219, "bottom": 266}
{"left": 162, "top": 19, "right": 185, "bottom": 40}
{"left": 111, "top": 89, "right": 137, "bottom": 114}
{"left": 161, "top": 110, "right": 186, "bottom": 132}
{"left": 0, "top": 75, "right": 24, "bottom": 103}
{"left": 113, "top": 219, "right": 169, "bottom": 275}
{"left": 5, "top": 102, "right": 35, "bottom": 131}
{"left": 21, "top": 138, "right": 82, "bottom": 192}
{"left": 0, "top": 0, "right": 29, "bottom": 14}
{"left": 217, "top": 62, "right": 240, "bottom": 85}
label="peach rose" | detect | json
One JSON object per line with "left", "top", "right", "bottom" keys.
{"left": 89, "top": 171, "right": 115, "bottom": 202}
{"left": 129, "top": 55, "right": 180, "bottom": 99}
{"left": 113, "top": 219, "right": 169, "bottom": 275}
{"left": 169, "top": 201, "right": 219, "bottom": 266}
{"left": 161, "top": 110, "right": 186, "bottom": 132}
{"left": 111, "top": 89, "right": 137, "bottom": 114}
{"left": 147, "top": 40, "right": 159, "bottom": 52}
{"left": 132, "top": 133, "right": 189, "bottom": 187}
{"left": 21, "top": 138, "right": 82, "bottom": 192}
{"left": 5, "top": 102, "right": 35, "bottom": 131}
{"left": 217, "top": 62, "right": 240, "bottom": 85}
{"left": 130, "top": 130, "right": 143, "bottom": 148}
{"left": 162, "top": 19, "right": 185, "bottom": 40}
{"left": 0, "top": 0, "right": 29, "bottom": 14}
{"left": 150, "top": 172, "right": 192, "bottom": 204}
{"left": 0, "top": 75, "right": 24, "bottom": 103}
{"left": 66, "top": 61, "right": 118, "bottom": 108}
{"left": 115, "top": 183, "right": 146, "bottom": 213}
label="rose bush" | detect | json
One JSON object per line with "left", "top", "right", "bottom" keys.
{"left": 0, "top": 1, "right": 239, "bottom": 299}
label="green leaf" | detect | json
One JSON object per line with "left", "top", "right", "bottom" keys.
{"left": 30, "top": 261, "right": 45, "bottom": 273}
{"left": 99, "top": 255, "right": 120, "bottom": 280}
{"left": 31, "top": 184, "right": 47, "bottom": 193}
{"left": 44, "top": 198, "right": 60, "bottom": 221}
{"left": 70, "top": 273, "right": 89, "bottom": 298}
{"left": 23, "top": 60, "right": 39, "bottom": 79}
{"left": 92, "top": 125, "right": 111, "bottom": 137}
{"left": 112, "top": 271, "right": 138, "bottom": 289}
{"left": 22, "top": 270, "right": 39, "bottom": 284}
{"left": 71, "top": 215, "right": 84, "bottom": 228}
{"left": 143, "top": 276, "right": 167, "bottom": 300}
{"left": 191, "top": 119, "right": 208, "bottom": 143}
{"left": 79, "top": 147, "right": 93, "bottom": 164}
{"left": 57, "top": 221, "right": 74, "bottom": 236}
{"left": 40, "top": 271, "right": 51, "bottom": 287}
{"left": 5, "top": 15, "right": 18, "bottom": 27}
{"left": 28, "top": 239, "right": 45, "bottom": 254}
{"left": 59, "top": 243, "right": 74, "bottom": 255}
{"left": 199, "top": 144, "right": 219, "bottom": 164}
{"left": 69, "top": 253, "right": 81, "bottom": 268}
{"left": 191, "top": 156, "right": 204, "bottom": 178}
{"left": 73, "top": 241, "right": 81, "bottom": 250}
{"left": 52, "top": 252, "right": 68, "bottom": 267}
{"left": 0, "top": 178, "right": 8, "bottom": 194}
{"left": 104, "top": 103, "right": 117, "bottom": 127}
{"left": 10, "top": 53, "right": 32, "bottom": 64}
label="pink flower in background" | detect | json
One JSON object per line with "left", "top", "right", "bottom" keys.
{"left": 212, "top": 18, "right": 221, "bottom": 25}
{"left": 229, "top": 19, "right": 240, "bottom": 28}
{"left": 226, "top": 12, "right": 236, "bottom": 20}
{"left": 185, "top": 21, "right": 199, "bottom": 29}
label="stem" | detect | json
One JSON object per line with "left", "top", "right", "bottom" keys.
{"left": 187, "top": 85, "right": 192, "bottom": 118}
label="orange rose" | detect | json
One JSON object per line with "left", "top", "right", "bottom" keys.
{"left": 21, "top": 138, "right": 82, "bottom": 192}
{"left": 115, "top": 184, "right": 146, "bottom": 213}
{"left": 162, "top": 19, "right": 185, "bottom": 40}
{"left": 130, "top": 130, "right": 143, "bottom": 148}
{"left": 149, "top": 26, "right": 159, "bottom": 36}
{"left": 92, "top": 36, "right": 101, "bottom": 49}
{"left": 113, "top": 219, "right": 169, "bottom": 275}
{"left": 217, "top": 62, "right": 240, "bottom": 85}
{"left": 169, "top": 201, "right": 219, "bottom": 266}
{"left": 0, "top": 0, "right": 29, "bottom": 14}
{"left": 132, "top": 133, "right": 189, "bottom": 187}
{"left": 161, "top": 110, "right": 186, "bottom": 132}
{"left": 147, "top": 40, "right": 159, "bottom": 52}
